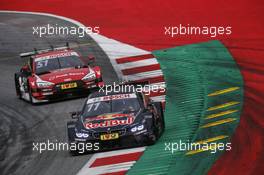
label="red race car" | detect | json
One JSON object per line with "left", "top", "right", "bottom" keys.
{"left": 14, "top": 44, "right": 104, "bottom": 104}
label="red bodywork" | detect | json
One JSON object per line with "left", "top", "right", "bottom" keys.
{"left": 24, "top": 49, "right": 104, "bottom": 101}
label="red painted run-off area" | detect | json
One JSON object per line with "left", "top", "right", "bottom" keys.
{"left": 1, "top": 0, "right": 264, "bottom": 174}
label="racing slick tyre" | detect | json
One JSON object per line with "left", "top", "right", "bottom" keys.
{"left": 153, "top": 102, "right": 165, "bottom": 137}
{"left": 14, "top": 73, "right": 22, "bottom": 99}
{"left": 147, "top": 132, "right": 157, "bottom": 146}
{"left": 67, "top": 121, "right": 80, "bottom": 156}
{"left": 146, "top": 102, "right": 165, "bottom": 145}
{"left": 28, "top": 84, "right": 36, "bottom": 105}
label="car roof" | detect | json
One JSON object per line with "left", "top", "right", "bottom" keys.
{"left": 32, "top": 49, "right": 78, "bottom": 59}
{"left": 89, "top": 89, "right": 138, "bottom": 98}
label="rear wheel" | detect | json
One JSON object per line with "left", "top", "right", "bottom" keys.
{"left": 147, "top": 130, "right": 157, "bottom": 145}
{"left": 14, "top": 73, "right": 22, "bottom": 99}
{"left": 146, "top": 114, "right": 159, "bottom": 145}
{"left": 153, "top": 102, "right": 165, "bottom": 136}
{"left": 146, "top": 102, "right": 165, "bottom": 146}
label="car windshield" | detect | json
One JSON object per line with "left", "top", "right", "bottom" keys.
{"left": 34, "top": 53, "right": 84, "bottom": 75}
{"left": 82, "top": 93, "right": 140, "bottom": 120}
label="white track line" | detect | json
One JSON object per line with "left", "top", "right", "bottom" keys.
{"left": 90, "top": 146, "right": 146, "bottom": 159}
{"left": 150, "top": 95, "right": 166, "bottom": 102}
{"left": 118, "top": 58, "right": 158, "bottom": 70}
{"left": 78, "top": 161, "right": 135, "bottom": 175}
{"left": 77, "top": 147, "right": 145, "bottom": 175}
{"left": 123, "top": 70, "right": 164, "bottom": 82}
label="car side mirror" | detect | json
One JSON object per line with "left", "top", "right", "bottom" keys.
{"left": 21, "top": 65, "right": 31, "bottom": 74}
{"left": 70, "top": 111, "right": 81, "bottom": 119}
{"left": 146, "top": 103, "right": 153, "bottom": 110}
{"left": 87, "top": 55, "right": 95, "bottom": 64}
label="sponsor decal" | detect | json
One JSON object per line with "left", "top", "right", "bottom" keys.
{"left": 64, "top": 78, "right": 72, "bottom": 82}
{"left": 48, "top": 72, "right": 85, "bottom": 81}
{"left": 86, "top": 113, "right": 133, "bottom": 122}
{"left": 87, "top": 93, "right": 137, "bottom": 104}
{"left": 85, "top": 116, "right": 134, "bottom": 129}
{"left": 84, "top": 113, "right": 135, "bottom": 129}
{"left": 35, "top": 52, "right": 79, "bottom": 61}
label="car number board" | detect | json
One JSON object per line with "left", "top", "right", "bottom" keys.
{"left": 100, "top": 133, "right": 119, "bottom": 140}
{"left": 61, "top": 82, "right": 77, "bottom": 89}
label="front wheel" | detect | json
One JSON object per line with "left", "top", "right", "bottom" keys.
{"left": 28, "top": 86, "right": 35, "bottom": 104}
{"left": 153, "top": 102, "right": 165, "bottom": 137}
{"left": 146, "top": 132, "right": 157, "bottom": 145}
{"left": 14, "top": 73, "right": 22, "bottom": 99}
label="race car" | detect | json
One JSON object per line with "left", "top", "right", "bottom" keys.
{"left": 67, "top": 90, "right": 165, "bottom": 155}
{"left": 14, "top": 44, "right": 104, "bottom": 104}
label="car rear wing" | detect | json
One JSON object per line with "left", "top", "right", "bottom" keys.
{"left": 20, "top": 43, "right": 70, "bottom": 58}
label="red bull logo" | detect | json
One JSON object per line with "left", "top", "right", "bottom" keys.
{"left": 85, "top": 113, "right": 132, "bottom": 122}
{"left": 84, "top": 113, "right": 134, "bottom": 129}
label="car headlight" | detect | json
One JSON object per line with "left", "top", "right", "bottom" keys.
{"left": 75, "top": 132, "right": 89, "bottom": 138}
{"left": 130, "top": 124, "right": 144, "bottom": 132}
{"left": 131, "top": 127, "right": 137, "bottom": 132}
{"left": 35, "top": 75, "right": 54, "bottom": 88}
{"left": 137, "top": 125, "right": 144, "bottom": 130}
{"left": 82, "top": 71, "right": 96, "bottom": 81}
{"left": 36, "top": 81, "right": 54, "bottom": 88}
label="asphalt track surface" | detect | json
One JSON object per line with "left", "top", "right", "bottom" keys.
{"left": 0, "top": 13, "right": 118, "bottom": 175}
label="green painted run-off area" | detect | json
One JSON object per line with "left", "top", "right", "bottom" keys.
{"left": 127, "top": 40, "right": 244, "bottom": 175}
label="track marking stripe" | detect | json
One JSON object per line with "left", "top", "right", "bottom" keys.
{"left": 85, "top": 162, "right": 135, "bottom": 175}
{"left": 117, "top": 58, "right": 158, "bottom": 70}
{"left": 200, "top": 118, "right": 237, "bottom": 128}
{"left": 194, "top": 135, "right": 229, "bottom": 144}
{"left": 122, "top": 64, "right": 161, "bottom": 75}
{"left": 147, "top": 90, "right": 166, "bottom": 97}
{"left": 143, "top": 82, "right": 166, "bottom": 91}
{"left": 116, "top": 54, "right": 154, "bottom": 64}
{"left": 90, "top": 152, "right": 143, "bottom": 167}
{"left": 150, "top": 95, "right": 166, "bottom": 102}
{"left": 205, "top": 109, "right": 238, "bottom": 119}
{"left": 185, "top": 135, "right": 229, "bottom": 155}
{"left": 123, "top": 70, "right": 163, "bottom": 81}
{"left": 92, "top": 147, "right": 146, "bottom": 159}
{"left": 186, "top": 143, "right": 221, "bottom": 155}
{"left": 133, "top": 75, "right": 165, "bottom": 84}
{"left": 100, "top": 170, "right": 127, "bottom": 175}
{"left": 207, "top": 101, "right": 240, "bottom": 111}
{"left": 208, "top": 87, "right": 240, "bottom": 96}
{"left": 76, "top": 147, "right": 146, "bottom": 175}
